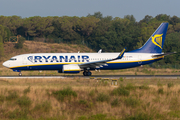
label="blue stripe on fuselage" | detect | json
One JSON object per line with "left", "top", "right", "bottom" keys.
{"left": 12, "top": 58, "right": 162, "bottom": 71}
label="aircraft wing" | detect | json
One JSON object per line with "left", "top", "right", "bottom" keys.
{"left": 79, "top": 48, "right": 126, "bottom": 69}
{"left": 152, "top": 52, "right": 176, "bottom": 57}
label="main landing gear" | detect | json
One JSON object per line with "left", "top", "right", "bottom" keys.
{"left": 83, "top": 70, "right": 92, "bottom": 76}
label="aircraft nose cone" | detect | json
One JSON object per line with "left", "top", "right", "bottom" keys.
{"left": 3, "top": 61, "right": 9, "bottom": 68}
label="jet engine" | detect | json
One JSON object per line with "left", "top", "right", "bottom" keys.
{"left": 62, "top": 64, "right": 81, "bottom": 73}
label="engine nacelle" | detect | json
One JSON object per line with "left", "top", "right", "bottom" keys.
{"left": 62, "top": 64, "right": 80, "bottom": 73}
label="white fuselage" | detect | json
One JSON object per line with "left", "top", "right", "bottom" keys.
{"left": 3, "top": 52, "right": 163, "bottom": 71}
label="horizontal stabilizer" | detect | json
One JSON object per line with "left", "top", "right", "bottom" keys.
{"left": 152, "top": 52, "right": 177, "bottom": 57}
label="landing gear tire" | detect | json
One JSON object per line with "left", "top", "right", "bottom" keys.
{"left": 83, "top": 72, "right": 86, "bottom": 76}
{"left": 87, "top": 72, "right": 92, "bottom": 76}
{"left": 83, "top": 71, "right": 92, "bottom": 76}
{"left": 19, "top": 72, "right": 22, "bottom": 76}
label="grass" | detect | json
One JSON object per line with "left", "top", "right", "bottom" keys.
{"left": 158, "top": 88, "right": 164, "bottom": 94}
{"left": 23, "top": 86, "right": 31, "bottom": 94}
{"left": 33, "top": 100, "right": 51, "bottom": 113}
{"left": 96, "top": 93, "right": 110, "bottom": 102}
{"left": 124, "top": 97, "right": 140, "bottom": 108}
{"left": 16, "top": 96, "right": 32, "bottom": 108}
{"left": 0, "top": 77, "right": 180, "bottom": 119}
{"left": 111, "top": 85, "right": 130, "bottom": 96}
{"left": 111, "top": 98, "right": 120, "bottom": 107}
{"left": 167, "top": 82, "right": 174, "bottom": 88}
{"left": 6, "top": 91, "right": 19, "bottom": 101}
{"left": 124, "top": 113, "right": 153, "bottom": 120}
{"left": 52, "top": 87, "right": 77, "bottom": 102}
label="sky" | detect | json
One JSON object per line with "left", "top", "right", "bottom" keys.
{"left": 0, "top": 0, "right": 179, "bottom": 21}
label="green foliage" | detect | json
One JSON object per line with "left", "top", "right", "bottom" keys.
{"left": 157, "top": 81, "right": 163, "bottom": 87}
{"left": 158, "top": 88, "right": 164, "bottom": 94}
{"left": 7, "top": 108, "right": 28, "bottom": 119}
{"left": 111, "top": 85, "right": 130, "bottom": 96}
{"left": 14, "top": 36, "right": 26, "bottom": 49}
{"left": 168, "top": 110, "right": 180, "bottom": 118}
{"left": 167, "top": 82, "right": 174, "bottom": 88}
{"left": 33, "top": 101, "right": 51, "bottom": 112}
{"left": 52, "top": 87, "right": 77, "bottom": 102}
{"left": 77, "top": 115, "right": 87, "bottom": 120}
{"left": 139, "top": 85, "right": 150, "bottom": 90}
{"left": 119, "top": 77, "right": 123, "bottom": 82}
{"left": 169, "top": 97, "right": 180, "bottom": 111}
{"left": 89, "top": 113, "right": 107, "bottom": 120}
{"left": 1, "top": 14, "right": 180, "bottom": 65}
{"left": 141, "top": 68, "right": 155, "bottom": 75}
{"left": 0, "top": 95, "right": 5, "bottom": 103}
{"left": 79, "top": 99, "right": 87, "bottom": 105}
{"left": 89, "top": 90, "right": 95, "bottom": 97}
{"left": 16, "top": 96, "right": 32, "bottom": 108}
{"left": 100, "top": 80, "right": 109, "bottom": 86}
{"left": 96, "top": 93, "right": 110, "bottom": 102}
{"left": 0, "top": 35, "right": 4, "bottom": 61}
{"left": 125, "top": 83, "right": 137, "bottom": 90}
{"left": 135, "top": 72, "right": 137, "bottom": 76}
{"left": 6, "top": 91, "right": 19, "bottom": 101}
{"left": 111, "top": 98, "right": 120, "bottom": 107}
{"left": 23, "top": 86, "right": 31, "bottom": 94}
{"left": 124, "top": 113, "right": 153, "bottom": 120}
{"left": 77, "top": 113, "right": 114, "bottom": 120}
{"left": 124, "top": 97, "right": 140, "bottom": 108}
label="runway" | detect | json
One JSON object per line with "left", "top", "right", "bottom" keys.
{"left": 0, "top": 75, "right": 179, "bottom": 79}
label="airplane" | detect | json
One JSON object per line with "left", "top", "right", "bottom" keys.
{"left": 2, "top": 22, "right": 175, "bottom": 76}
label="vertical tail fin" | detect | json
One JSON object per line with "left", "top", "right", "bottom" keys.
{"left": 131, "top": 22, "right": 169, "bottom": 53}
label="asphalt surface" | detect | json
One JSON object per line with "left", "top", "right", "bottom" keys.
{"left": 0, "top": 75, "right": 179, "bottom": 79}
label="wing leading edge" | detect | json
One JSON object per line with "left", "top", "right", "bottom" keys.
{"left": 79, "top": 48, "right": 126, "bottom": 69}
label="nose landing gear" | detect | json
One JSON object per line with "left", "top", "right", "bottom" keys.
{"left": 19, "top": 72, "right": 22, "bottom": 76}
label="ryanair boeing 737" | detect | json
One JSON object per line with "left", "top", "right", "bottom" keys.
{"left": 3, "top": 23, "right": 174, "bottom": 76}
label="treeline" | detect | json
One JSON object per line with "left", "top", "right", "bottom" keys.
{"left": 0, "top": 12, "right": 180, "bottom": 66}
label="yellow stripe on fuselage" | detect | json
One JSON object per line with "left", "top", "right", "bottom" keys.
{"left": 10, "top": 62, "right": 84, "bottom": 69}
{"left": 10, "top": 56, "right": 164, "bottom": 69}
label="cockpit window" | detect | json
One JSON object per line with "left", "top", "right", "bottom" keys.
{"left": 9, "top": 58, "right": 17, "bottom": 60}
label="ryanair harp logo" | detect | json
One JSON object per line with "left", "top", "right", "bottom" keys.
{"left": 151, "top": 34, "right": 163, "bottom": 49}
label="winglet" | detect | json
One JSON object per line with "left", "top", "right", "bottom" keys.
{"left": 115, "top": 47, "right": 126, "bottom": 60}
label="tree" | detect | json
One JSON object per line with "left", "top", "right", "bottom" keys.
{"left": 74, "top": 16, "right": 99, "bottom": 44}
{"left": 14, "top": 37, "right": 26, "bottom": 49}
{"left": 87, "top": 12, "right": 103, "bottom": 19}
{"left": 124, "top": 15, "right": 136, "bottom": 23}
{"left": 139, "top": 15, "right": 153, "bottom": 23}
{"left": 155, "top": 14, "right": 170, "bottom": 21}
{"left": 0, "top": 35, "right": 4, "bottom": 61}
{"left": 7, "top": 16, "right": 23, "bottom": 35}
{"left": 163, "top": 32, "right": 180, "bottom": 64}
{"left": 0, "top": 25, "right": 11, "bottom": 43}
{"left": 169, "top": 16, "right": 180, "bottom": 26}
{"left": 23, "top": 16, "right": 54, "bottom": 37}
